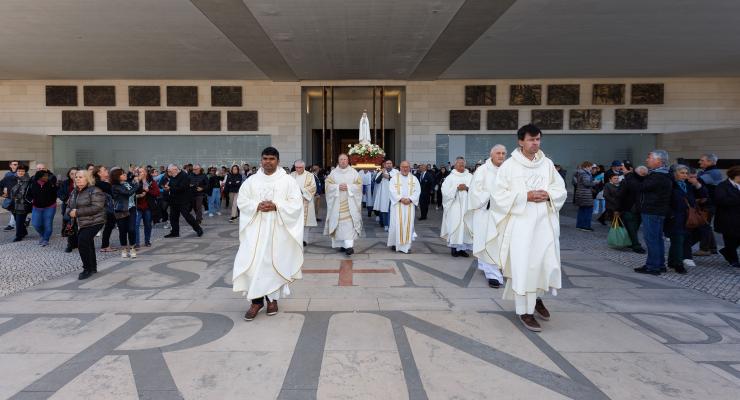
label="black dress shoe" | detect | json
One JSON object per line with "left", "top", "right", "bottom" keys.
{"left": 3, "top": 225, "right": 13, "bottom": 231}
{"left": 338, "top": 247, "right": 346, "bottom": 252}
{"left": 196, "top": 228, "right": 204, "bottom": 237}
{"left": 632, "top": 247, "right": 646, "bottom": 254}
{"left": 303, "top": 241, "right": 307, "bottom": 247}
{"left": 164, "top": 233, "right": 180, "bottom": 238}
{"left": 391, "top": 246, "right": 396, "bottom": 251}
{"left": 451, "top": 248, "right": 459, "bottom": 257}
{"left": 64, "top": 247, "right": 74, "bottom": 253}
{"left": 345, "top": 248, "right": 354, "bottom": 256}
{"left": 78, "top": 270, "right": 93, "bottom": 280}
{"left": 12, "top": 237, "right": 22, "bottom": 242}
{"left": 634, "top": 266, "right": 660, "bottom": 275}
{"left": 673, "top": 265, "right": 687, "bottom": 274}
{"left": 488, "top": 279, "right": 501, "bottom": 288}
{"left": 458, "top": 250, "right": 469, "bottom": 258}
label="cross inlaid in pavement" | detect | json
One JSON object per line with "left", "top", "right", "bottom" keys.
{"left": 303, "top": 259, "right": 396, "bottom": 286}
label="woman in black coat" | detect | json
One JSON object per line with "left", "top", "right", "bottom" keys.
{"left": 714, "top": 165, "right": 740, "bottom": 268}
{"left": 664, "top": 165, "right": 707, "bottom": 273}
{"left": 224, "top": 165, "right": 243, "bottom": 223}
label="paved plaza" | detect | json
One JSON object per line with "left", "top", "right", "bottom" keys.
{"left": 1, "top": 207, "right": 739, "bottom": 399}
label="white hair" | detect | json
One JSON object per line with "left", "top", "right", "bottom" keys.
{"left": 490, "top": 144, "right": 507, "bottom": 153}
{"left": 701, "top": 153, "right": 718, "bottom": 164}
{"left": 650, "top": 150, "right": 670, "bottom": 166}
{"left": 294, "top": 160, "right": 306, "bottom": 167}
{"left": 635, "top": 165, "right": 648, "bottom": 174}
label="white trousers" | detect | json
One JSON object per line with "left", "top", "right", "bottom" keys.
{"left": 331, "top": 239, "right": 354, "bottom": 248}
{"left": 510, "top": 287, "right": 557, "bottom": 315}
{"left": 477, "top": 260, "right": 503, "bottom": 282}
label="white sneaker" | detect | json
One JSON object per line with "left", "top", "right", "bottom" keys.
{"left": 683, "top": 259, "right": 696, "bottom": 267}
{"left": 163, "top": 224, "right": 171, "bottom": 230}
{"left": 121, "top": 249, "right": 129, "bottom": 258}
{"left": 130, "top": 248, "right": 137, "bottom": 258}
{"left": 217, "top": 212, "right": 222, "bottom": 216}
{"left": 208, "top": 213, "right": 214, "bottom": 218}
{"left": 384, "top": 226, "right": 389, "bottom": 232}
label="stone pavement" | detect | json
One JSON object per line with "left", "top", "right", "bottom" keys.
{"left": 1, "top": 206, "right": 739, "bottom": 399}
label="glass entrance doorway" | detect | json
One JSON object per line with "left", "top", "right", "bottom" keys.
{"left": 302, "top": 86, "right": 405, "bottom": 168}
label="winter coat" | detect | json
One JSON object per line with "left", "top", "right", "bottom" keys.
{"left": 189, "top": 172, "right": 208, "bottom": 196}
{"left": 9, "top": 175, "right": 32, "bottom": 214}
{"left": 26, "top": 172, "right": 58, "bottom": 209}
{"left": 637, "top": 167, "right": 673, "bottom": 216}
{"left": 574, "top": 169, "right": 595, "bottom": 207}
{"left": 67, "top": 185, "right": 106, "bottom": 228}
{"left": 111, "top": 181, "right": 139, "bottom": 213}
{"left": 603, "top": 183, "right": 621, "bottom": 211}
{"left": 713, "top": 179, "right": 740, "bottom": 235}
{"left": 223, "top": 173, "right": 243, "bottom": 194}
{"left": 664, "top": 181, "right": 707, "bottom": 236}
{"left": 617, "top": 173, "right": 642, "bottom": 213}
{"left": 167, "top": 171, "right": 192, "bottom": 205}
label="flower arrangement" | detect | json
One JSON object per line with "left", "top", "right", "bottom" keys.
{"left": 347, "top": 143, "right": 385, "bottom": 165}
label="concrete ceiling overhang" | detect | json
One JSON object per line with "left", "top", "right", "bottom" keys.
{"left": 0, "top": 0, "right": 739, "bottom": 80}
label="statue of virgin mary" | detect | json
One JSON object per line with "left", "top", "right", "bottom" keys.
{"left": 359, "top": 111, "right": 371, "bottom": 144}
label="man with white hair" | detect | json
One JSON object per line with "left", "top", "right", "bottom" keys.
{"left": 324, "top": 154, "right": 363, "bottom": 256}
{"left": 468, "top": 145, "right": 507, "bottom": 288}
{"left": 441, "top": 157, "right": 474, "bottom": 257}
{"left": 291, "top": 160, "right": 317, "bottom": 247}
{"left": 634, "top": 150, "right": 673, "bottom": 275}
{"left": 387, "top": 161, "right": 421, "bottom": 253}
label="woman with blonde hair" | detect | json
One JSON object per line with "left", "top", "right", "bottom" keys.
{"left": 66, "top": 170, "right": 106, "bottom": 280}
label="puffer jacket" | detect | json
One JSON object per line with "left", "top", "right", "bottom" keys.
{"left": 10, "top": 175, "right": 32, "bottom": 214}
{"left": 574, "top": 169, "right": 595, "bottom": 207}
{"left": 67, "top": 185, "right": 107, "bottom": 228}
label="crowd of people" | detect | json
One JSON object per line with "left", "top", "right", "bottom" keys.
{"left": 1, "top": 130, "right": 738, "bottom": 330}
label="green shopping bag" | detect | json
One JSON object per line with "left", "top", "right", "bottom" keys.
{"left": 607, "top": 216, "right": 632, "bottom": 248}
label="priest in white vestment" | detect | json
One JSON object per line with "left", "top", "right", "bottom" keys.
{"left": 468, "top": 145, "right": 507, "bottom": 289}
{"left": 233, "top": 147, "right": 304, "bottom": 321}
{"left": 387, "top": 161, "right": 421, "bottom": 253}
{"left": 291, "top": 160, "right": 317, "bottom": 246}
{"left": 324, "top": 154, "right": 363, "bottom": 256}
{"left": 440, "top": 157, "right": 474, "bottom": 257}
{"left": 362, "top": 169, "right": 374, "bottom": 215}
{"left": 490, "top": 125, "right": 567, "bottom": 332}
{"left": 373, "top": 159, "right": 397, "bottom": 231}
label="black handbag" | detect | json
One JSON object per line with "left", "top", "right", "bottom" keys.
{"left": 62, "top": 219, "right": 77, "bottom": 238}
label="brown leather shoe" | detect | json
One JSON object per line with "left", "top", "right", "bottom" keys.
{"left": 266, "top": 300, "right": 278, "bottom": 316}
{"left": 243, "top": 303, "right": 263, "bottom": 321}
{"left": 519, "top": 314, "right": 542, "bottom": 332}
{"left": 534, "top": 298, "right": 551, "bottom": 321}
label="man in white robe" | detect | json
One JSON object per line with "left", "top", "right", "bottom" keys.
{"left": 362, "top": 169, "right": 374, "bottom": 216}
{"left": 324, "top": 154, "right": 363, "bottom": 256}
{"left": 233, "top": 147, "right": 304, "bottom": 321}
{"left": 490, "top": 125, "right": 567, "bottom": 332}
{"left": 441, "top": 157, "right": 474, "bottom": 257}
{"left": 291, "top": 160, "right": 317, "bottom": 247}
{"left": 373, "top": 159, "right": 397, "bottom": 231}
{"left": 387, "top": 161, "right": 421, "bottom": 253}
{"left": 469, "top": 145, "right": 507, "bottom": 289}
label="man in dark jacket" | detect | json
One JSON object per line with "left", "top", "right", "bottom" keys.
{"left": 415, "top": 164, "right": 435, "bottom": 220}
{"left": 189, "top": 164, "right": 209, "bottom": 224}
{"left": 634, "top": 150, "right": 673, "bottom": 275}
{"left": 164, "top": 164, "right": 203, "bottom": 238}
{"left": 617, "top": 166, "right": 648, "bottom": 253}
{"left": 694, "top": 153, "right": 724, "bottom": 256}
{"left": 1, "top": 160, "right": 20, "bottom": 231}
{"left": 714, "top": 166, "right": 740, "bottom": 268}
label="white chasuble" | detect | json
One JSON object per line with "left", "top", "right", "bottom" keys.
{"left": 387, "top": 173, "right": 421, "bottom": 253}
{"left": 373, "top": 168, "right": 398, "bottom": 213}
{"left": 440, "top": 169, "right": 474, "bottom": 248}
{"left": 232, "top": 168, "right": 304, "bottom": 300}
{"left": 323, "top": 166, "right": 363, "bottom": 247}
{"left": 490, "top": 149, "right": 567, "bottom": 313}
{"left": 291, "top": 171, "right": 318, "bottom": 227}
{"left": 469, "top": 159, "right": 501, "bottom": 263}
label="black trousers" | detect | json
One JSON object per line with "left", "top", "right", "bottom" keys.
{"left": 14, "top": 213, "right": 28, "bottom": 240}
{"left": 170, "top": 203, "right": 200, "bottom": 235}
{"left": 100, "top": 213, "right": 116, "bottom": 248}
{"left": 419, "top": 193, "right": 431, "bottom": 219}
{"left": 116, "top": 213, "right": 135, "bottom": 247}
{"left": 251, "top": 295, "right": 272, "bottom": 305}
{"left": 720, "top": 233, "right": 739, "bottom": 264}
{"left": 78, "top": 224, "right": 103, "bottom": 272}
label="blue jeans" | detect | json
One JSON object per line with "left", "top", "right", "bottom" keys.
{"left": 208, "top": 188, "right": 221, "bottom": 214}
{"left": 135, "top": 208, "right": 152, "bottom": 246}
{"left": 576, "top": 206, "right": 593, "bottom": 229}
{"left": 380, "top": 211, "right": 390, "bottom": 227}
{"left": 593, "top": 199, "right": 605, "bottom": 214}
{"left": 642, "top": 213, "right": 666, "bottom": 271}
{"left": 31, "top": 206, "right": 56, "bottom": 242}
